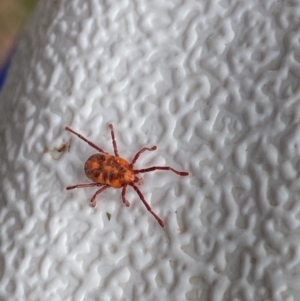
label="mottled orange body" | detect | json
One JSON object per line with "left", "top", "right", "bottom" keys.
{"left": 84, "top": 154, "right": 135, "bottom": 188}
{"left": 65, "top": 124, "right": 189, "bottom": 228}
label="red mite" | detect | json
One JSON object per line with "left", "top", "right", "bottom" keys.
{"left": 65, "top": 124, "right": 189, "bottom": 228}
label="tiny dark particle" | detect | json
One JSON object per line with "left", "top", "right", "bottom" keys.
{"left": 106, "top": 212, "right": 111, "bottom": 220}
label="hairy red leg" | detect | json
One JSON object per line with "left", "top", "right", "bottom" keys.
{"left": 121, "top": 186, "right": 130, "bottom": 207}
{"left": 134, "top": 166, "right": 189, "bottom": 176}
{"left": 130, "top": 146, "right": 157, "bottom": 167}
{"left": 65, "top": 126, "right": 107, "bottom": 154}
{"left": 90, "top": 185, "right": 110, "bottom": 207}
{"left": 130, "top": 184, "right": 165, "bottom": 228}
{"left": 66, "top": 183, "right": 104, "bottom": 190}
{"left": 109, "top": 124, "right": 119, "bottom": 157}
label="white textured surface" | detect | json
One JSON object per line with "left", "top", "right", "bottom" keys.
{"left": 1, "top": 0, "right": 300, "bottom": 300}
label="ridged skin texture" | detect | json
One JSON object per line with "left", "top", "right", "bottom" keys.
{"left": 0, "top": 0, "right": 300, "bottom": 300}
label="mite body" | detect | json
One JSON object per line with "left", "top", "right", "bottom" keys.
{"left": 66, "top": 124, "right": 189, "bottom": 228}
{"left": 84, "top": 153, "right": 136, "bottom": 188}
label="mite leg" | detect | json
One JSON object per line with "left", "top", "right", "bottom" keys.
{"left": 134, "top": 166, "right": 189, "bottom": 176}
{"left": 90, "top": 185, "right": 110, "bottom": 207}
{"left": 65, "top": 126, "right": 107, "bottom": 154}
{"left": 130, "top": 146, "right": 157, "bottom": 167}
{"left": 130, "top": 184, "right": 164, "bottom": 228}
{"left": 66, "top": 183, "right": 104, "bottom": 190}
{"left": 109, "top": 124, "right": 119, "bottom": 157}
{"left": 121, "top": 186, "right": 130, "bottom": 207}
